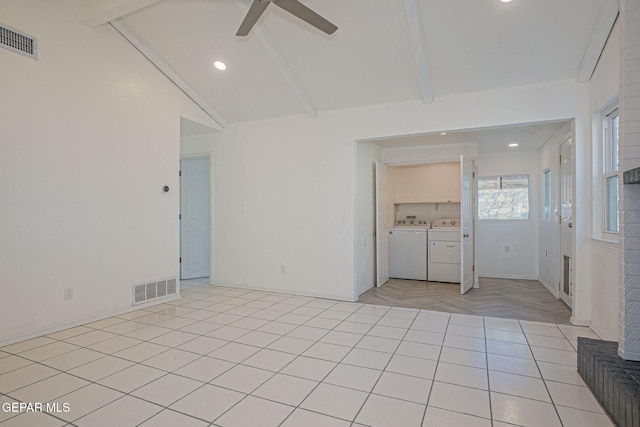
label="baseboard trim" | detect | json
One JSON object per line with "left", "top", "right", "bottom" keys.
{"left": 211, "top": 281, "right": 357, "bottom": 303}
{"left": 538, "top": 278, "right": 560, "bottom": 298}
{"left": 479, "top": 274, "right": 539, "bottom": 280}
{"left": 589, "top": 321, "right": 617, "bottom": 341}
{"left": 570, "top": 316, "right": 591, "bottom": 327}
{"left": 0, "top": 294, "right": 181, "bottom": 347}
{"left": 357, "top": 283, "right": 375, "bottom": 297}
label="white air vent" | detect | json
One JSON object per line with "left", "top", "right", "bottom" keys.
{"left": 132, "top": 277, "right": 178, "bottom": 305}
{"left": 0, "top": 23, "right": 37, "bottom": 59}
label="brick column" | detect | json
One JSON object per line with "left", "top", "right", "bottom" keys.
{"left": 619, "top": 0, "right": 640, "bottom": 360}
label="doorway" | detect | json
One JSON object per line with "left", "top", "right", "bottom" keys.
{"left": 374, "top": 158, "right": 473, "bottom": 293}
{"left": 180, "top": 156, "right": 211, "bottom": 280}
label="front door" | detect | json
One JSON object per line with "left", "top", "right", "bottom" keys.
{"left": 559, "top": 138, "right": 573, "bottom": 307}
{"left": 180, "top": 157, "right": 211, "bottom": 280}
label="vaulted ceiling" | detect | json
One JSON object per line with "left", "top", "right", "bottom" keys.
{"left": 80, "top": 0, "right": 615, "bottom": 129}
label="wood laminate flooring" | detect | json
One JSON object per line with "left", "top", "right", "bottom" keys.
{"left": 357, "top": 277, "right": 572, "bottom": 324}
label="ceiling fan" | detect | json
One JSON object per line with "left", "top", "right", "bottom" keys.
{"left": 236, "top": 0, "right": 338, "bottom": 36}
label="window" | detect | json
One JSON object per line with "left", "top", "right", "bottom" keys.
{"left": 478, "top": 175, "right": 530, "bottom": 219}
{"left": 543, "top": 169, "right": 551, "bottom": 220}
{"left": 603, "top": 107, "right": 619, "bottom": 233}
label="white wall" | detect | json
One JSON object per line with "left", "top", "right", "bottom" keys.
{"left": 355, "top": 143, "right": 381, "bottom": 296}
{"left": 396, "top": 203, "right": 461, "bottom": 224}
{"left": 382, "top": 143, "right": 477, "bottom": 165}
{"left": 204, "top": 79, "right": 591, "bottom": 307}
{"left": 180, "top": 129, "right": 218, "bottom": 156}
{"left": 476, "top": 152, "right": 540, "bottom": 279}
{"left": 0, "top": 0, "right": 220, "bottom": 344}
{"left": 587, "top": 21, "right": 620, "bottom": 341}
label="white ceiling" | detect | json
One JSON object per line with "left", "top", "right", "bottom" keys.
{"left": 80, "top": 0, "right": 618, "bottom": 153}
{"left": 113, "top": 0, "right": 607, "bottom": 127}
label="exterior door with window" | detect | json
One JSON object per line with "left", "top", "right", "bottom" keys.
{"left": 559, "top": 139, "right": 573, "bottom": 308}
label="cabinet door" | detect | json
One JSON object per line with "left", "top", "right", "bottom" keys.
{"left": 425, "top": 163, "right": 460, "bottom": 203}
{"left": 392, "top": 162, "right": 461, "bottom": 204}
{"left": 394, "top": 165, "right": 428, "bottom": 203}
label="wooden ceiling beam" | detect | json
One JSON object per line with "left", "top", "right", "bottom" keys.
{"left": 403, "top": 0, "right": 434, "bottom": 103}
{"left": 111, "top": 19, "right": 229, "bottom": 129}
{"left": 577, "top": 0, "right": 619, "bottom": 82}
{"left": 235, "top": 0, "right": 318, "bottom": 117}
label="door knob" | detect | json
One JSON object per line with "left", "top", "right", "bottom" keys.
{"left": 568, "top": 223, "right": 573, "bottom": 228}
{"left": 463, "top": 234, "right": 470, "bottom": 238}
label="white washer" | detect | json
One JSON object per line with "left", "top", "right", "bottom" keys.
{"left": 428, "top": 219, "right": 461, "bottom": 283}
{"left": 389, "top": 217, "right": 429, "bottom": 281}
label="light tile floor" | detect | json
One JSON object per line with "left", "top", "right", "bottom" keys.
{"left": 0, "top": 278, "right": 614, "bottom": 427}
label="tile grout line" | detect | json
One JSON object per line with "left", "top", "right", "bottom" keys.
{"left": 213, "top": 301, "right": 389, "bottom": 426}
{"left": 349, "top": 306, "right": 425, "bottom": 425}
{"left": 62, "top": 284, "right": 313, "bottom": 426}
{"left": 202, "top": 292, "right": 390, "bottom": 425}
{"left": 277, "top": 304, "right": 404, "bottom": 425}
{"left": 0, "top": 286, "right": 317, "bottom": 426}
{"left": 418, "top": 312, "right": 452, "bottom": 427}
{"left": 0, "top": 283, "right": 610, "bottom": 426}
{"left": 483, "top": 316, "right": 494, "bottom": 427}
{"left": 518, "top": 319, "right": 565, "bottom": 427}
{"left": 130, "top": 288, "right": 348, "bottom": 425}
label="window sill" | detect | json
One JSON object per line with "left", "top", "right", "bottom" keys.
{"left": 591, "top": 236, "right": 619, "bottom": 246}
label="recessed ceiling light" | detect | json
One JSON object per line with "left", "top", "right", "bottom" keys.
{"left": 440, "top": 132, "right": 447, "bottom": 135}
{"left": 500, "top": 0, "right": 513, "bottom": 3}
{"left": 508, "top": 143, "right": 519, "bottom": 147}
{"left": 213, "top": 60, "right": 227, "bottom": 71}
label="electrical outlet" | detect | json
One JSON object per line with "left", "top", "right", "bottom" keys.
{"left": 64, "top": 287, "right": 74, "bottom": 301}
{"left": 280, "top": 265, "right": 286, "bottom": 275}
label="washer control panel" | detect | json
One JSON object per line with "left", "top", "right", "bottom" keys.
{"left": 431, "top": 218, "right": 460, "bottom": 228}
{"left": 394, "top": 216, "right": 430, "bottom": 228}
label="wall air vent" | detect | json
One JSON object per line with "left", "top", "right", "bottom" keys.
{"left": 132, "top": 277, "right": 178, "bottom": 305}
{"left": 0, "top": 23, "right": 37, "bottom": 59}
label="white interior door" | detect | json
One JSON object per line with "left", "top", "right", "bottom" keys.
{"left": 180, "top": 157, "right": 211, "bottom": 280}
{"left": 559, "top": 139, "right": 573, "bottom": 307}
{"left": 376, "top": 161, "right": 389, "bottom": 287}
{"left": 460, "top": 155, "right": 474, "bottom": 294}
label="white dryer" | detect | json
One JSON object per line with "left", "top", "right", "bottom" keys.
{"left": 428, "top": 218, "right": 461, "bottom": 283}
{"left": 389, "top": 217, "right": 429, "bottom": 281}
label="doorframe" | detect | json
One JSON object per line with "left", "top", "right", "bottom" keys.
{"left": 373, "top": 156, "right": 475, "bottom": 288}
{"left": 472, "top": 159, "right": 479, "bottom": 288}
{"left": 179, "top": 153, "right": 213, "bottom": 284}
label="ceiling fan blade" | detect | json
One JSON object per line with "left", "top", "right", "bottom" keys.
{"left": 273, "top": 0, "right": 337, "bottom": 35}
{"left": 236, "top": 0, "right": 271, "bottom": 36}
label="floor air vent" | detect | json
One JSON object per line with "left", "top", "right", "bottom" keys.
{"left": 0, "top": 23, "right": 37, "bottom": 59}
{"left": 133, "top": 277, "right": 178, "bottom": 305}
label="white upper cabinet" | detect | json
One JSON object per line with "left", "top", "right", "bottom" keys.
{"left": 392, "top": 162, "right": 461, "bottom": 204}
